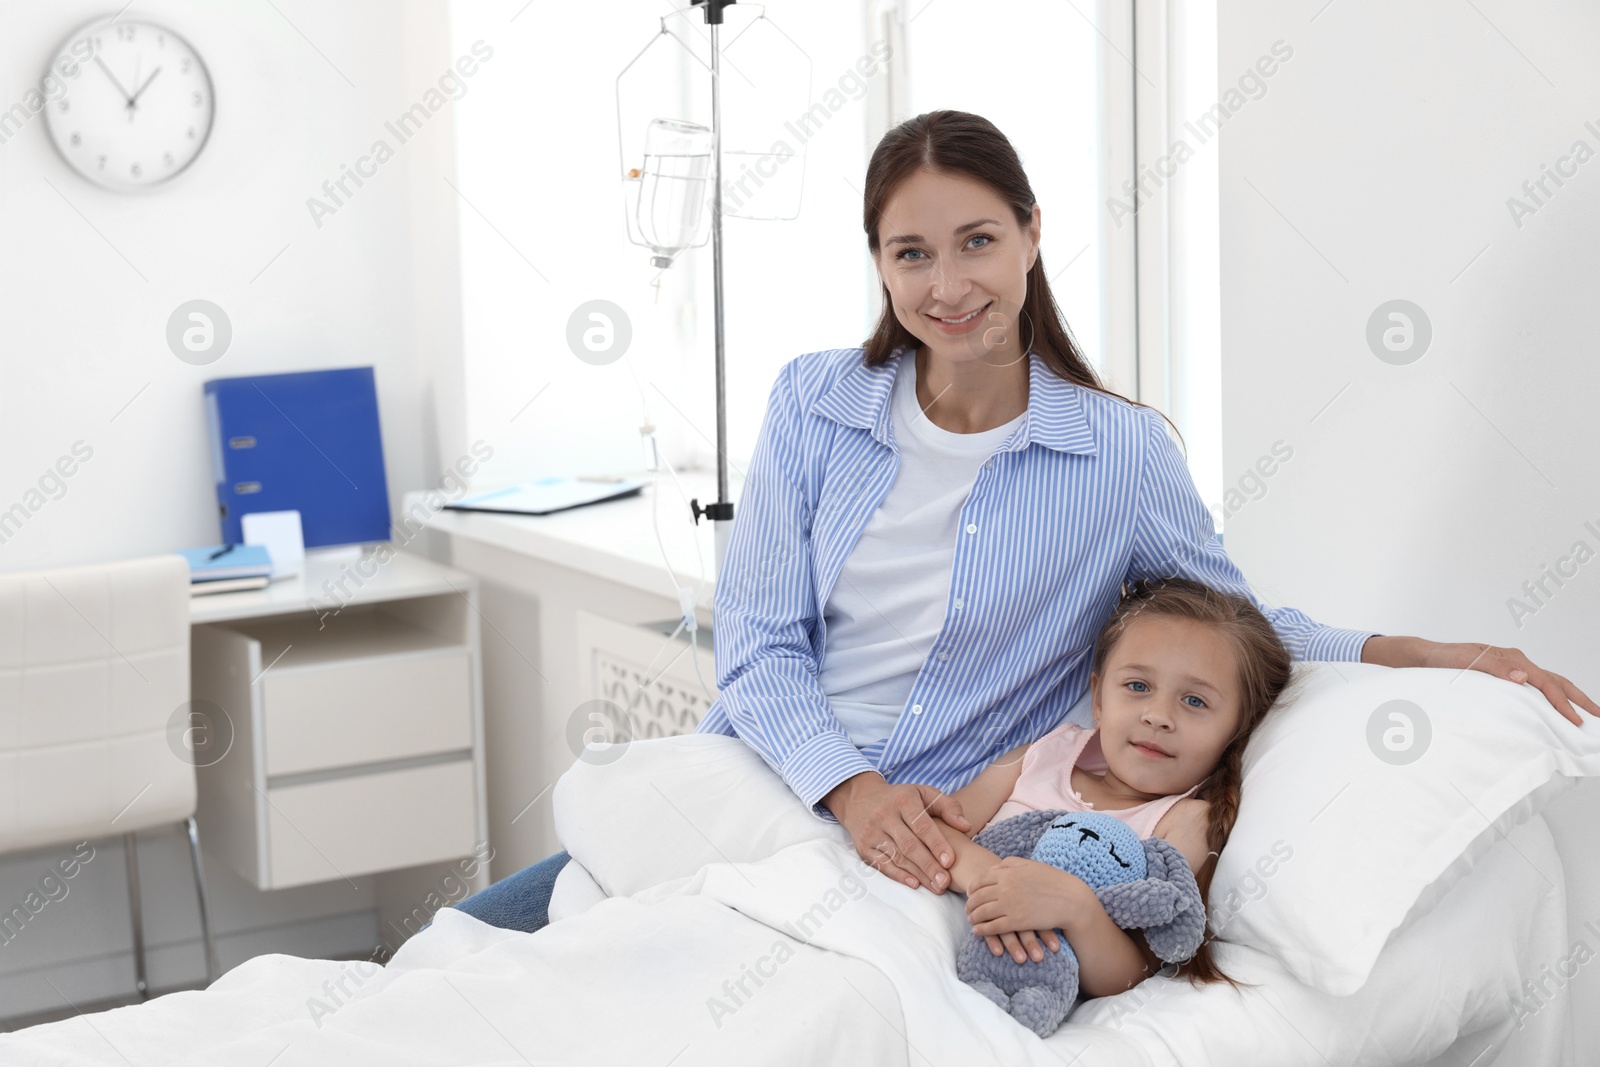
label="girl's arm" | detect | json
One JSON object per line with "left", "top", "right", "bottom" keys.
{"left": 945, "top": 742, "right": 1032, "bottom": 836}
{"left": 965, "top": 860, "right": 1152, "bottom": 994}
{"left": 1056, "top": 878, "right": 1156, "bottom": 997}
{"left": 968, "top": 802, "right": 1214, "bottom": 993}
{"left": 919, "top": 741, "right": 1030, "bottom": 894}
{"left": 927, "top": 815, "right": 1002, "bottom": 895}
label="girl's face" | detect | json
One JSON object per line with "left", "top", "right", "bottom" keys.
{"left": 1090, "top": 614, "right": 1245, "bottom": 798}
{"left": 872, "top": 167, "right": 1040, "bottom": 367}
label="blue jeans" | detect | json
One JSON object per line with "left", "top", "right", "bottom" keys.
{"left": 452, "top": 849, "right": 571, "bottom": 933}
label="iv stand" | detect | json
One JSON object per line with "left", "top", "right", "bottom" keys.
{"left": 686, "top": 0, "right": 736, "bottom": 575}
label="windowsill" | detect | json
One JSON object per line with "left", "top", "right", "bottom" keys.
{"left": 404, "top": 467, "right": 737, "bottom": 608}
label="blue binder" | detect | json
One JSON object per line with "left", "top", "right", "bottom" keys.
{"left": 204, "top": 367, "right": 391, "bottom": 549}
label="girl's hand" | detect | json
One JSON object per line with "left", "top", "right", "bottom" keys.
{"left": 965, "top": 857, "right": 1082, "bottom": 963}
{"left": 1364, "top": 636, "right": 1600, "bottom": 727}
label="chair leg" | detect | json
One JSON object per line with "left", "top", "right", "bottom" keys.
{"left": 185, "top": 816, "right": 219, "bottom": 985}
{"left": 123, "top": 833, "right": 148, "bottom": 1000}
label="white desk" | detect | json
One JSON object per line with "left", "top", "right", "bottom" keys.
{"left": 189, "top": 551, "right": 472, "bottom": 625}
{"left": 405, "top": 467, "right": 734, "bottom": 610}
{"left": 408, "top": 468, "right": 735, "bottom": 871}
{"left": 187, "top": 551, "right": 489, "bottom": 947}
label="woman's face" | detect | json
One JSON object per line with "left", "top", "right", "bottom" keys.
{"left": 1090, "top": 614, "right": 1244, "bottom": 798}
{"left": 872, "top": 167, "right": 1040, "bottom": 366}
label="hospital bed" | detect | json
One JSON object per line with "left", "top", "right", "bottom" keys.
{"left": 0, "top": 662, "right": 1590, "bottom": 1065}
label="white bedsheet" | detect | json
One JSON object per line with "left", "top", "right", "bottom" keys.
{"left": 547, "top": 732, "right": 1573, "bottom": 1067}
{"left": 1, "top": 780, "right": 1569, "bottom": 1065}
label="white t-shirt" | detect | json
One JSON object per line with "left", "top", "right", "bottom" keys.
{"left": 817, "top": 354, "right": 1025, "bottom": 752}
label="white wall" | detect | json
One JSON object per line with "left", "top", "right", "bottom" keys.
{"left": 1219, "top": 0, "right": 1600, "bottom": 1054}
{"left": 0, "top": 0, "right": 464, "bottom": 1018}
{"left": 0, "top": 0, "right": 465, "bottom": 571}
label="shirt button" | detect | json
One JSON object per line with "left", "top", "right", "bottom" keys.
{"left": 953, "top": 597, "right": 964, "bottom": 610}
{"left": 911, "top": 703, "right": 923, "bottom": 715}
{"left": 936, "top": 651, "right": 949, "bottom": 662}
{"left": 965, "top": 523, "right": 977, "bottom": 535}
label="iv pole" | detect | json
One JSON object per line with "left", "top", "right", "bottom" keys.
{"left": 686, "top": 0, "right": 735, "bottom": 575}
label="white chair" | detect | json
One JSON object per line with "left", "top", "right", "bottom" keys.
{"left": 0, "top": 554, "right": 217, "bottom": 997}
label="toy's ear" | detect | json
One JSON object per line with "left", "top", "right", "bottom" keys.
{"left": 971, "top": 808, "right": 1073, "bottom": 861}
{"left": 1130, "top": 837, "right": 1208, "bottom": 964}
{"left": 1141, "top": 835, "right": 1192, "bottom": 885}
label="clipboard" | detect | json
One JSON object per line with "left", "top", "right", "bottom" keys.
{"left": 445, "top": 475, "right": 647, "bottom": 516}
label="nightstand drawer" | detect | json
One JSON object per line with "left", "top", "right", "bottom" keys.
{"left": 265, "top": 757, "right": 477, "bottom": 889}
{"left": 262, "top": 649, "right": 472, "bottom": 777}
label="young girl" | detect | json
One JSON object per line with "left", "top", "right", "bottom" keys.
{"left": 929, "top": 575, "right": 1299, "bottom": 998}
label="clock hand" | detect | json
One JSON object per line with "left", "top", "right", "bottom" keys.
{"left": 93, "top": 54, "right": 134, "bottom": 105}
{"left": 128, "top": 67, "right": 163, "bottom": 107}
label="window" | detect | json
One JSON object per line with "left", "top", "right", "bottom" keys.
{"left": 449, "top": 1, "right": 1217, "bottom": 508}
{"left": 1143, "top": 0, "right": 1224, "bottom": 535}
{"left": 894, "top": 0, "right": 1108, "bottom": 388}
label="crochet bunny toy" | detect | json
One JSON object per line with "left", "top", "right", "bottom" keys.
{"left": 956, "top": 809, "right": 1206, "bottom": 1038}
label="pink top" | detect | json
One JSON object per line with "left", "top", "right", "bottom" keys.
{"left": 986, "top": 724, "right": 1200, "bottom": 840}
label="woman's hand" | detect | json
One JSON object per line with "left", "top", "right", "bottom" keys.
{"left": 822, "top": 773, "right": 972, "bottom": 894}
{"left": 1362, "top": 636, "right": 1599, "bottom": 727}
{"left": 965, "top": 856, "right": 1083, "bottom": 964}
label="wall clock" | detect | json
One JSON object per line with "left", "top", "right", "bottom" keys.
{"left": 42, "top": 16, "right": 215, "bottom": 191}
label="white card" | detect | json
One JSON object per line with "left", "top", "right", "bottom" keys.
{"left": 241, "top": 510, "right": 306, "bottom": 580}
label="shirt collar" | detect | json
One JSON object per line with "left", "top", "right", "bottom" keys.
{"left": 812, "top": 344, "right": 1100, "bottom": 457}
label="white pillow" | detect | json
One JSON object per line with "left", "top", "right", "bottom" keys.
{"left": 1209, "top": 660, "right": 1600, "bottom": 995}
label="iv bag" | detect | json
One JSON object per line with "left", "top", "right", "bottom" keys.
{"left": 616, "top": 3, "right": 812, "bottom": 268}
{"left": 631, "top": 118, "right": 712, "bottom": 269}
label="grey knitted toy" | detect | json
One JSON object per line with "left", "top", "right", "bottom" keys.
{"left": 956, "top": 809, "right": 1207, "bottom": 1038}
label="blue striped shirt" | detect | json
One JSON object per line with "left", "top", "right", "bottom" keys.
{"left": 695, "top": 346, "right": 1376, "bottom": 821}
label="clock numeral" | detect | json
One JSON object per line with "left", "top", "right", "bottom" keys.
{"left": 163, "top": 152, "right": 175, "bottom": 168}
{"left": 187, "top": 126, "right": 196, "bottom": 139}
{"left": 192, "top": 91, "right": 204, "bottom": 107}
{"left": 70, "top": 133, "right": 81, "bottom": 147}
{"left": 97, "top": 155, "right": 107, "bottom": 171}
{"left": 181, "top": 58, "right": 192, "bottom": 73}
{"left": 158, "top": 34, "right": 166, "bottom": 48}
{"left": 58, "top": 100, "right": 69, "bottom": 112}
{"left": 130, "top": 162, "right": 142, "bottom": 178}
{"left": 115, "top": 24, "right": 135, "bottom": 42}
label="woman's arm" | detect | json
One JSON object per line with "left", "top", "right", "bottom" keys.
{"left": 895, "top": 744, "right": 1028, "bottom": 895}
{"left": 1126, "top": 404, "right": 1376, "bottom": 663}
{"left": 1361, "top": 635, "right": 1599, "bottom": 726}
{"left": 1130, "top": 405, "right": 1600, "bottom": 725}
{"left": 707, "top": 363, "right": 877, "bottom": 811}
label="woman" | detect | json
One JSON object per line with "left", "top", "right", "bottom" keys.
{"left": 456, "top": 109, "right": 1597, "bottom": 932}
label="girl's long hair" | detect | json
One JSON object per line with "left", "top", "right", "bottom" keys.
{"left": 860, "top": 108, "right": 1185, "bottom": 448}
{"left": 1089, "top": 576, "right": 1302, "bottom": 989}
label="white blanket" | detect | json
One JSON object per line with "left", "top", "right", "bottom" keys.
{"left": 1, "top": 736, "right": 1570, "bottom": 1066}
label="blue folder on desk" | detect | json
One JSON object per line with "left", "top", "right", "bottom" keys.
{"left": 204, "top": 368, "right": 391, "bottom": 548}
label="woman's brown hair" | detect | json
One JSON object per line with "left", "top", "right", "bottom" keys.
{"left": 1089, "top": 575, "right": 1303, "bottom": 990}
{"left": 861, "top": 109, "right": 1185, "bottom": 449}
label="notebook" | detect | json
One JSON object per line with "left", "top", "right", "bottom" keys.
{"left": 178, "top": 543, "right": 275, "bottom": 582}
